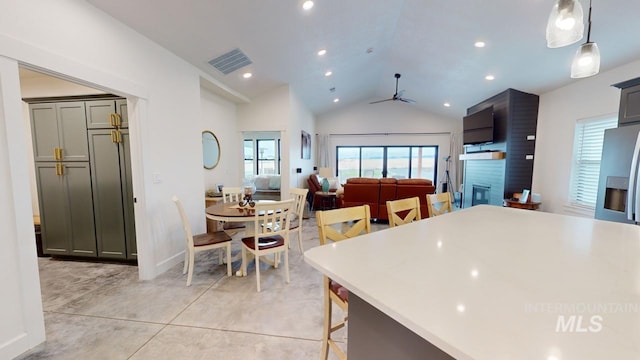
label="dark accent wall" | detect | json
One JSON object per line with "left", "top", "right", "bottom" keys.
{"left": 462, "top": 89, "right": 539, "bottom": 208}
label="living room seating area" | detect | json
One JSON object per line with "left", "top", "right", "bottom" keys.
{"left": 340, "top": 177, "right": 436, "bottom": 220}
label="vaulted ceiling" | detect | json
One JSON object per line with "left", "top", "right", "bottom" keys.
{"left": 87, "top": 0, "right": 640, "bottom": 119}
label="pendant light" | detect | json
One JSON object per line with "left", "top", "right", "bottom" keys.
{"left": 571, "top": 0, "right": 600, "bottom": 78}
{"left": 546, "top": 0, "right": 584, "bottom": 48}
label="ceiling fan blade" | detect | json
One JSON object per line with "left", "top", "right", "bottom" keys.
{"left": 398, "top": 97, "right": 416, "bottom": 104}
{"left": 369, "top": 98, "right": 394, "bottom": 104}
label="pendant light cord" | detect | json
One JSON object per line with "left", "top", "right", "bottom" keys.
{"left": 586, "top": 0, "right": 592, "bottom": 43}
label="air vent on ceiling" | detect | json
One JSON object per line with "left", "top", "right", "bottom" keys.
{"left": 208, "top": 48, "right": 252, "bottom": 75}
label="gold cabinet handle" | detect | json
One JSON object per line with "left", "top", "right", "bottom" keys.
{"left": 55, "top": 163, "right": 64, "bottom": 176}
{"left": 110, "top": 130, "right": 117, "bottom": 143}
{"left": 115, "top": 113, "right": 122, "bottom": 127}
{"left": 109, "top": 113, "right": 115, "bottom": 127}
{"left": 116, "top": 130, "right": 122, "bottom": 143}
{"left": 58, "top": 147, "right": 63, "bottom": 160}
{"left": 53, "top": 147, "right": 58, "bottom": 160}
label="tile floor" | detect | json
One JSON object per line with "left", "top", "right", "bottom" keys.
{"left": 18, "top": 216, "right": 387, "bottom": 360}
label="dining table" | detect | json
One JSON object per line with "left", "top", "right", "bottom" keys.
{"left": 205, "top": 200, "right": 277, "bottom": 276}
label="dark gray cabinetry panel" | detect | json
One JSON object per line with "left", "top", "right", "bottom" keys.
{"left": 30, "top": 102, "right": 88, "bottom": 162}
{"left": 36, "top": 162, "right": 96, "bottom": 256}
{"left": 89, "top": 129, "right": 127, "bottom": 259}
{"left": 86, "top": 99, "right": 128, "bottom": 129}
{"left": 30, "top": 96, "right": 135, "bottom": 261}
{"left": 618, "top": 83, "right": 640, "bottom": 127}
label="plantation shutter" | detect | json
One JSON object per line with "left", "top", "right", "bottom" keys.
{"left": 569, "top": 117, "right": 617, "bottom": 207}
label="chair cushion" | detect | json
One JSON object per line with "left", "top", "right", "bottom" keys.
{"left": 193, "top": 231, "right": 232, "bottom": 247}
{"left": 241, "top": 235, "right": 285, "bottom": 250}
{"left": 329, "top": 280, "right": 349, "bottom": 303}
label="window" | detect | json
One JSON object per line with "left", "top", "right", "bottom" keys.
{"left": 243, "top": 139, "right": 254, "bottom": 178}
{"left": 569, "top": 117, "right": 617, "bottom": 207}
{"left": 244, "top": 138, "right": 281, "bottom": 176}
{"left": 337, "top": 145, "right": 438, "bottom": 181}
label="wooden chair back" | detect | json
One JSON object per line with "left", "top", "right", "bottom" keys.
{"left": 426, "top": 192, "right": 453, "bottom": 217}
{"left": 172, "top": 196, "right": 195, "bottom": 247}
{"left": 222, "top": 187, "right": 243, "bottom": 203}
{"left": 386, "top": 197, "right": 421, "bottom": 227}
{"left": 289, "top": 187, "right": 309, "bottom": 223}
{"left": 251, "top": 199, "right": 294, "bottom": 245}
{"left": 316, "top": 205, "right": 371, "bottom": 245}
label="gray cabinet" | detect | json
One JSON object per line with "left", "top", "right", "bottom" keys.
{"left": 29, "top": 96, "right": 136, "bottom": 260}
{"left": 35, "top": 162, "right": 97, "bottom": 256}
{"left": 617, "top": 83, "right": 640, "bottom": 127}
{"left": 86, "top": 99, "right": 129, "bottom": 129}
{"left": 88, "top": 129, "right": 136, "bottom": 259}
{"left": 30, "top": 102, "right": 89, "bottom": 162}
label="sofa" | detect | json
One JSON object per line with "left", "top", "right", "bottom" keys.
{"left": 340, "top": 177, "right": 436, "bottom": 220}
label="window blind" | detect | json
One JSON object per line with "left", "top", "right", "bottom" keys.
{"left": 569, "top": 117, "right": 617, "bottom": 207}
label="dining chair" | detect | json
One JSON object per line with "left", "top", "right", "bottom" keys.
{"left": 220, "top": 186, "right": 246, "bottom": 235}
{"left": 316, "top": 205, "right": 371, "bottom": 360}
{"left": 386, "top": 196, "right": 421, "bottom": 227}
{"left": 289, "top": 187, "right": 309, "bottom": 253}
{"left": 426, "top": 192, "right": 453, "bottom": 217}
{"left": 240, "top": 199, "right": 294, "bottom": 292}
{"left": 172, "top": 196, "right": 232, "bottom": 286}
{"left": 222, "top": 186, "right": 243, "bottom": 203}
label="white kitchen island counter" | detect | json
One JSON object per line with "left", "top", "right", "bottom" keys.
{"left": 304, "top": 205, "right": 640, "bottom": 360}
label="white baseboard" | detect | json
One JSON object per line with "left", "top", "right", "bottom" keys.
{"left": 0, "top": 333, "right": 29, "bottom": 360}
{"left": 155, "top": 250, "right": 185, "bottom": 276}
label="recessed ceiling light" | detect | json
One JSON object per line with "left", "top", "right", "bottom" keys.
{"left": 317, "top": 49, "right": 327, "bottom": 56}
{"left": 485, "top": 74, "right": 495, "bottom": 81}
{"left": 325, "top": 71, "right": 332, "bottom": 77}
{"left": 444, "top": 102, "right": 451, "bottom": 107}
{"left": 302, "top": 0, "right": 314, "bottom": 10}
{"left": 242, "top": 72, "right": 252, "bottom": 79}
{"left": 474, "top": 41, "right": 486, "bottom": 48}
{"left": 333, "top": 98, "right": 340, "bottom": 103}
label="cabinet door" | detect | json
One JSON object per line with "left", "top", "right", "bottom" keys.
{"left": 119, "top": 130, "right": 137, "bottom": 258}
{"left": 30, "top": 103, "right": 59, "bottom": 162}
{"left": 57, "top": 102, "right": 89, "bottom": 161}
{"left": 64, "top": 162, "right": 98, "bottom": 256}
{"left": 116, "top": 99, "right": 129, "bottom": 128}
{"left": 36, "top": 163, "right": 70, "bottom": 254}
{"left": 36, "top": 162, "right": 96, "bottom": 256}
{"left": 619, "top": 84, "right": 640, "bottom": 126}
{"left": 88, "top": 130, "right": 127, "bottom": 259}
{"left": 86, "top": 100, "right": 116, "bottom": 129}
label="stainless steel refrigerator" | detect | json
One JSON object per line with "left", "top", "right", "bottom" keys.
{"left": 595, "top": 123, "right": 640, "bottom": 223}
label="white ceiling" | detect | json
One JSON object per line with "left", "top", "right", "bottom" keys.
{"left": 86, "top": 0, "right": 640, "bottom": 119}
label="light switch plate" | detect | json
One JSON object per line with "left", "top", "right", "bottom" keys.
{"left": 152, "top": 173, "right": 162, "bottom": 184}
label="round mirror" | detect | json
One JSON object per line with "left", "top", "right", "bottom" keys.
{"left": 202, "top": 131, "right": 220, "bottom": 169}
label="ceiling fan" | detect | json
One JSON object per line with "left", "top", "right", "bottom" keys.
{"left": 369, "top": 73, "right": 416, "bottom": 104}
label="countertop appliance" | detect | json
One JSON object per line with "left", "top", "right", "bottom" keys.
{"left": 595, "top": 123, "right": 640, "bottom": 223}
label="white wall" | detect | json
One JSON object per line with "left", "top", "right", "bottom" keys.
{"left": 533, "top": 59, "right": 640, "bottom": 216}
{"left": 0, "top": 57, "right": 45, "bottom": 360}
{"left": 0, "top": 0, "right": 240, "bottom": 356}
{"left": 289, "top": 88, "right": 316, "bottom": 190}
{"left": 316, "top": 101, "right": 462, "bottom": 189}
{"left": 200, "top": 86, "right": 241, "bottom": 195}
{"left": 238, "top": 85, "right": 293, "bottom": 196}
{"left": 20, "top": 72, "right": 106, "bottom": 216}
